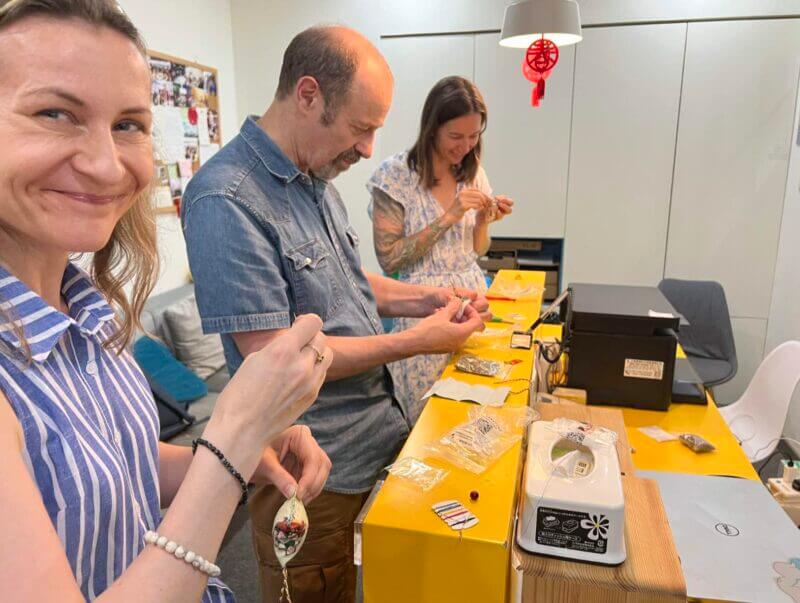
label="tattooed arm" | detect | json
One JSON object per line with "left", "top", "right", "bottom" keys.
{"left": 371, "top": 188, "right": 460, "bottom": 274}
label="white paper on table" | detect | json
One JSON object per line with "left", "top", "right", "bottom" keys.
{"left": 154, "top": 185, "right": 173, "bottom": 209}
{"left": 638, "top": 425, "right": 678, "bottom": 442}
{"left": 423, "top": 377, "right": 510, "bottom": 407}
{"left": 197, "top": 108, "right": 210, "bottom": 144}
{"left": 199, "top": 143, "right": 220, "bottom": 165}
{"left": 152, "top": 106, "right": 185, "bottom": 164}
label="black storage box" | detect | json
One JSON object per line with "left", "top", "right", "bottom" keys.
{"left": 565, "top": 283, "right": 681, "bottom": 411}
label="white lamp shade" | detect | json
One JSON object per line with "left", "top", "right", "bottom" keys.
{"left": 500, "top": 0, "right": 582, "bottom": 48}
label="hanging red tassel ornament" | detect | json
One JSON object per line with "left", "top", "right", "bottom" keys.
{"left": 522, "top": 37, "right": 559, "bottom": 107}
{"left": 522, "top": 61, "right": 552, "bottom": 107}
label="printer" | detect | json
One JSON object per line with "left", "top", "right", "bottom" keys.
{"left": 564, "top": 283, "right": 682, "bottom": 411}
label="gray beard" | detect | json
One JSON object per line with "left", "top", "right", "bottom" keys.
{"left": 314, "top": 149, "right": 361, "bottom": 180}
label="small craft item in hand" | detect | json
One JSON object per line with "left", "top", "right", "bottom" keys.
{"left": 456, "top": 297, "right": 471, "bottom": 320}
{"left": 273, "top": 493, "right": 309, "bottom": 603}
{"left": 449, "top": 279, "right": 472, "bottom": 320}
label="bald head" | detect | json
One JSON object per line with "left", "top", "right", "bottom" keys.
{"left": 276, "top": 25, "right": 391, "bottom": 124}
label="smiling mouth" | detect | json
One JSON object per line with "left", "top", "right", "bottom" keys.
{"left": 46, "top": 190, "right": 125, "bottom": 206}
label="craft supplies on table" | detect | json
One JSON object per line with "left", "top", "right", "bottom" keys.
{"left": 361, "top": 270, "right": 545, "bottom": 603}
{"left": 432, "top": 499, "right": 479, "bottom": 531}
{"left": 455, "top": 353, "right": 513, "bottom": 379}
{"left": 423, "top": 377, "right": 511, "bottom": 407}
{"left": 385, "top": 457, "right": 449, "bottom": 491}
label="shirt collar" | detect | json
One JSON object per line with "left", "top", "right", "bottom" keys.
{"left": 240, "top": 115, "right": 304, "bottom": 183}
{"left": 0, "top": 262, "right": 117, "bottom": 362}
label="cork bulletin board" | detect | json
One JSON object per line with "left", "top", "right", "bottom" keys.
{"left": 147, "top": 50, "right": 222, "bottom": 215}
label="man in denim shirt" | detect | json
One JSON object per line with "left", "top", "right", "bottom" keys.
{"left": 182, "top": 26, "right": 487, "bottom": 603}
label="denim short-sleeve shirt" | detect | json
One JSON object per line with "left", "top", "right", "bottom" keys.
{"left": 181, "top": 117, "right": 410, "bottom": 493}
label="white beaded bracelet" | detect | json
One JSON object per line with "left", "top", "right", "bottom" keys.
{"left": 144, "top": 530, "right": 221, "bottom": 578}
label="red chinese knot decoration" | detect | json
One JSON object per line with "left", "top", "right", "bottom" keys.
{"left": 522, "top": 37, "right": 559, "bottom": 107}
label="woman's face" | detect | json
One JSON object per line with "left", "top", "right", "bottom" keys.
{"left": 0, "top": 16, "right": 153, "bottom": 255}
{"left": 434, "top": 112, "right": 483, "bottom": 166}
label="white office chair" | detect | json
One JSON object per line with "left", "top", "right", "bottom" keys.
{"left": 719, "top": 341, "right": 800, "bottom": 464}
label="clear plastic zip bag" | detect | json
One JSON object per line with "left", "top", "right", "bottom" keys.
{"left": 424, "top": 406, "right": 539, "bottom": 474}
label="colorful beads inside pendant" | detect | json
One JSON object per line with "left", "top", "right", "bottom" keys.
{"left": 273, "top": 494, "right": 309, "bottom": 603}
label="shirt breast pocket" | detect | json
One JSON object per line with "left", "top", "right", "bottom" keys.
{"left": 343, "top": 224, "right": 363, "bottom": 266}
{"left": 285, "top": 239, "right": 344, "bottom": 321}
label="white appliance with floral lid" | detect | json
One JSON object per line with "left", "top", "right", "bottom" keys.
{"left": 517, "top": 419, "right": 626, "bottom": 565}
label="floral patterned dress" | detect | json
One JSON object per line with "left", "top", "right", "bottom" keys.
{"left": 367, "top": 152, "right": 491, "bottom": 423}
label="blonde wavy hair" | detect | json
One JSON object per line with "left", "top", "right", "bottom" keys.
{"left": 0, "top": 0, "right": 159, "bottom": 354}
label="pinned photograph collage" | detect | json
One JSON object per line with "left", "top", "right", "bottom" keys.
{"left": 148, "top": 53, "right": 221, "bottom": 212}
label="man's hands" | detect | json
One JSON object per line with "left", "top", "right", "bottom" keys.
{"left": 251, "top": 425, "right": 331, "bottom": 503}
{"left": 409, "top": 297, "right": 485, "bottom": 355}
{"left": 423, "top": 286, "right": 491, "bottom": 321}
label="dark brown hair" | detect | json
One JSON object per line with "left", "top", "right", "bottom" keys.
{"left": 276, "top": 26, "right": 359, "bottom": 125}
{"left": 407, "top": 76, "right": 487, "bottom": 190}
{"left": 0, "top": 0, "right": 158, "bottom": 354}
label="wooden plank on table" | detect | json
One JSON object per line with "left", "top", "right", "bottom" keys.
{"left": 514, "top": 476, "right": 686, "bottom": 602}
{"left": 536, "top": 403, "right": 636, "bottom": 476}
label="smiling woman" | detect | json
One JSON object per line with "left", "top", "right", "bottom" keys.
{"left": 0, "top": 1, "right": 333, "bottom": 602}
{"left": 366, "top": 76, "right": 515, "bottom": 422}
{"left": 0, "top": 0, "right": 156, "bottom": 351}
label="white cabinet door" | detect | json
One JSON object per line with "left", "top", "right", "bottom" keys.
{"left": 665, "top": 19, "right": 800, "bottom": 319}
{"left": 377, "top": 35, "right": 475, "bottom": 164}
{"left": 474, "top": 33, "right": 574, "bottom": 238}
{"left": 563, "top": 23, "right": 686, "bottom": 287}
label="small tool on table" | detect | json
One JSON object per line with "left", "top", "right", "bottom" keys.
{"left": 489, "top": 316, "right": 515, "bottom": 325}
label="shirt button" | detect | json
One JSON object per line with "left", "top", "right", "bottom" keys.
{"left": 304, "top": 257, "right": 312, "bottom": 266}
{"left": 86, "top": 361, "right": 98, "bottom": 375}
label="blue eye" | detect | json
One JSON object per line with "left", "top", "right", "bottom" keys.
{"left": 115, "top": 120, "right": 146, "bottom": 133}
{"left": 36, "top": 108, "right": 73, "bottom": 122}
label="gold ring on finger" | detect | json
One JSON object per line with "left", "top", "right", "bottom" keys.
{"left": 306, "top": 343, "right": 325, "bottom": 364}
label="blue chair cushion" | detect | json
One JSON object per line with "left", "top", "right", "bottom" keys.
{"left": 133, "top": 336, "right": 207, "bottom": 405}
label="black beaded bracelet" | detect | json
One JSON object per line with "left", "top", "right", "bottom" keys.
{"left": 192, "top": 438, "right": 249, "bottom": 506}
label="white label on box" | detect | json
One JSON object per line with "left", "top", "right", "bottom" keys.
{"left": 623, "top": 358, "right": 664, "bottom": 380}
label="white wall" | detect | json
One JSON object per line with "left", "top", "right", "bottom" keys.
{"left": 118, "top": 0, "right": 239, "bottom": 295}
{"left": 563, "top": 23, "right": 685, "bottom": 287}
{"left": 475, "top": 34, "right": 574, "bottom": 239}
{"left": 766, "top": 68, "right": 800, "bottom": 455}
{"left": 665, "top": 19, "right": 800, "bottom": 405}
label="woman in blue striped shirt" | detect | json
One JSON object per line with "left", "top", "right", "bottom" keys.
{"left": 0, "top": 1, "right": 333, "bottom": 601}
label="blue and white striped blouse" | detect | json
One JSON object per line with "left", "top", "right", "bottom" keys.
{"left": 0, "top": 263, "right": 234, "bottom": 602}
